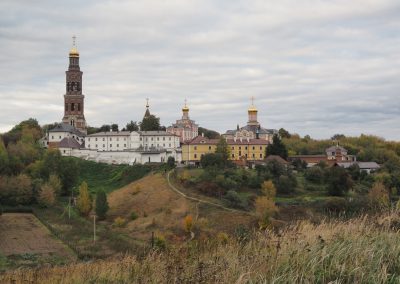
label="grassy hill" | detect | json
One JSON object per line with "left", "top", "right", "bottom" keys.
{"left": 105, "top": 173, "right": 254, "bottom": 242}
{"left": 2, "top": 211, "right": 400, "bottom": 283}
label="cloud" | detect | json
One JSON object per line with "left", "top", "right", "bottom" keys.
{"left": 0, "top": 0, "right": 400, "bottom": 140}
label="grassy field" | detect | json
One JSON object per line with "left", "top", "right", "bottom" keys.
{"left": 74, "top": 158, "right": 152, "bottom": 193}
{"left": 2, "top": 211, "right": 400, "bottom": 283}
{"left": 0, "top": 213, "right": 75, "bottom": 271}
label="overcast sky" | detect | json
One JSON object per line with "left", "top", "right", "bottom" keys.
{"left": 1, "top": 0, "right": 400, "bottom": 140}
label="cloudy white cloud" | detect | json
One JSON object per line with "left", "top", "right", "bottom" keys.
{"left": 0, "top": 0, "right": 399, "bottom": 139}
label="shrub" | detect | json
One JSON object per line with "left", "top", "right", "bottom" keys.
{"left": 326, "top": 166, "right": 353, "bottom": 196}
{"left": 275, "top": 175, "right": 296, "bottom": 194}
{"left": 304, "top": 166, "right": 324, "bottom": 183}
{"left": 322, "top": 197, "right": 348, "bottom": 213}
{"left": 217, "top": 232, "right": 229, "bottom": 244}
{"left": 368, "top": 182, "right": 390, "bottom": 209}
{"left": 48, "top": 174, "right": 62, "bottom": 196}
{"left": 255, "top": 196, "right": 278, "bottom": 229}
{"left": 225, "top": 190, "right": 242, "bottom": 208}
{"left": 261, "top": 180, "right": 276, "bottom": 198}
{"left": 184, "top": 215, "right": 194, "bottom": 233}
{"left": 113, "top": 217, "right": 126, "bottom": 227}
{"left": 0, "top": 174, "right": 33, "bottom": 206}
{"left": 153, "top": 235, "right": 166, "bottom": 250}
{"left": 37, "top": 183, "right": 56, "bottom": 207}
{"left": 130, "top": 212, "right": 138, "bottom": 220}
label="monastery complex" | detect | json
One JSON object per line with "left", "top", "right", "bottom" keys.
{"left": 44, "top": 39, "right": 277, "bottom": 166}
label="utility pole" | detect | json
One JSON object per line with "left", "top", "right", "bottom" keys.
{"left": 93, "top": 214, "right": 96, "bottom": 243}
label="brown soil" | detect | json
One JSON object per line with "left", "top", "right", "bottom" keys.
{"left": 0, "top": 213, "right": 74, "bottom": 260}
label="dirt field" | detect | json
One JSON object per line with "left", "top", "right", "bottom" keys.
{"left": 0, "top": 213, "right": 74, "bottom": 260}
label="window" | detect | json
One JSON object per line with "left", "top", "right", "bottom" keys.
{"left": 77, "top": 103, "right": 81, "bottom": 111}
{"left": 239, "top": 151, "right": 242, "bottom": 156}
{"left": 65, "top": 103, "right": 68, "bottom": 111}
{"left": 252, "top": 153, "right": 255, "bottom": 158}
{"left": 252, "top": 146, "right": 255, "bottom": 150}
{"left": 71, "top": 103, "right": 75, "bottom": 111}
{"left": 96, "top": 144, "right": 98, "bottom": 148}
{"left": 169, "top": 137, "right": 171, "bottom": 141}
{"left": 103, "top": 144, "right": 105, "bottom": 147}
{"left": 157, "top": 137, "right": 159, "bottom": 141}
{"left": 151, "top": 137, "right": 153, "bottom": 141}
{"left": 95, "top": 138, "right": 98, "bottom": 141}
{"left": 163, "top": 137, "right": 165, "bottom": 141}
{"left": 245, "top": 146, "right": 248, "bottom": 150}
{"left": 239, "top": 146, "right": 241, "bottom": 150}
{"left": 110, "top": 144, "right": 112, "bottom": 147}
{"left": 194, "top": 146, "right": 197, "bottom": 150}
{"left": 52, "top": 136, "right": 54, "bottom": 139}
{"left": 260, "top": 146, "right": 262, "bottom": 150}
{"left": 88, "top": 138, "right": 90, "bottom": 141}
{"left": 194, "top": 154, "right": 197, "bottom": 159}
{"left": 231, "top": 146, "right": 234, "bottom": 150}
{"left": 209, "top": 146, "right": 212, "bottom": 150}
{"left": 110, "top": 138, "right": 112, "bottom": 141}
{"left": 232, "top": 154, "right": 235, "bottom": 158}
{"left": 59, "top": 136, "right": 61, "bottom": 139}
{"left": 260, "top": 154, "right": 263, "bottom": 158}
{"left": 88, "top": 144, "right": 90, "bottom": 148}
{"left": 124, "top": 144, "right": 126, "bottom": 147}
{"left": 117, "top": 138, "right": 119, "bottom": 141}
{"left": 169, "top": 144, "right": 171, "bottom": 147}
{"left": 103, "top": 138, "right": 105, "bottom": 141}
{"left": 117, "top": 144, "right": 119, "bottom": 147}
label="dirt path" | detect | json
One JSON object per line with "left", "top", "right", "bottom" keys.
{"left": 167, "top": 170, "right": 252, "bottom": 215}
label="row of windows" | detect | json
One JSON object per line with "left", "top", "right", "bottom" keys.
{"left": 142, "top": 137, "right": 173, "bottom": 142}
{"left": 88, "top": 137, "right": 127, "bottom": 142}
{"left": 193, "top": 153, "right": 264, "bottom": 159}
{"left": 88, "top": 144, "right": 127, "bottom": 148}
{"left": 192, "top": 145, "right": 265, "bottom": 150}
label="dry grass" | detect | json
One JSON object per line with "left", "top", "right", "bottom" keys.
{"left": 107, "top": 173, "right": 254, "bottom": 240}
{"left": 3, "top": 211, "right": 400, "bottom": 283}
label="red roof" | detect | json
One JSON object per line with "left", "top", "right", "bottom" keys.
{"left": 184, "top": 136, "right": 269, "bottom": 145}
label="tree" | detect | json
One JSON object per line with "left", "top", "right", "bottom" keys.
{"left": 95, "top": 190, "right": 109, "bottom": 220}
{"left": 125, "top": 121, "right": 139, "bottom": 131}
{"left": 111, "top": 124, "right": 119, "bottom": 132}
{"left": 255, "top": 196, "right": 278, "bottom": 229}
{"left": 278, "top": 128, "right": 291, "bottom": 138}
{"left": 275, "top": 175, "right": 296, "bottom": 194}
{"left": 184, "top": 215, "right": 193, "bottom": 233}
{"left": 261, "top": 180, "right": 276, "bottom": 197}
{"left": 226, "top": 190, "right": 242, "bottom": 208}
{"left": 266, "top": 134, "right": 288, "bottom": 160}
{"left": 76, "top": 181, "right": 92, "bottom": 216}
{"left": 0, "top": 174, "right": 33, "bottom": 206}
{"left": 140, "top": 115, "right": 161, "bottom": 131}
{"left": 198, "top": 127, "right": 220, "bottom": 139}
{"left": 200, "top": 153, "right": 224, "bottom": 168}
{"left": 99, "top": 124, "right": 111, "bottom": 132}
{"left": 37, "top": 184, "right": 56, "bottom": 207}
{"left": 331, "top": 134, "right": 346, "bottom": 140}
{"left": 48, "top": 174, "right": 62, "bottom": 196}
{"left": 326, "top": 166, "right": 353, "bottom": 196}
{"left": 215, "top": 137, "right": 230, "bottom": 163}
{"left": 0, "top": 137, "right": 9, "bottom": 175}
{"left": 305, "top": 166, "right": 324, "bottom": 183}
{"left": 167, "top": 156, "right": 175, "bottom": 168}
{"left": 58, "top": 158, "right": 79, "bottom": 195}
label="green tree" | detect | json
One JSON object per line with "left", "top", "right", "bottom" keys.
{"left": 125, "top": 121, "right": 139, "bottom": 131}
{"left": 326, "top": 166, "right": 354, "bottom": 196}
{"left": 99, "top": 124, "right": 111, "bottom": 132}
{"left": 200, "top": 153, "right": 224, "bottom": 168}
{"left": 278, "top": 128, "right": 291, "bottom": 138}
{"left": 77, "top": 181, "right": 92, "bottom": 216}
{"left": 95, "top": 190, "right": 109, "bottom": 220}
{"left": 198, "top": 127, "right": 220, "bottom": 139}
{"left": 48, "top": 174, "right": 62, "bottom": 196}
{"left": 58, "top": 158, "right": 79, "bottom": 195}
{"left": 266, "top": 134, "right": 288, "bottom": 160}
{"left": 167, "top": 156, "right": 175, "bottom": 168}
{"left": 140, "top": 115, "right": 161, "bottom": 131}
{"left": 215, "top": 137, "right": 230, "bottom": 163}
{"left": 111, "top": 124, "right": 119, "bottom": 132}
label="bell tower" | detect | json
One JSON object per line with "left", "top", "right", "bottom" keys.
{"left": 62, "top": 36, "right": 87, "bottom": 134}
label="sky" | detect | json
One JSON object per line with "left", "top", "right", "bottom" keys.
{"left": 1, "top": 0, "right": 400, "bottom": 140}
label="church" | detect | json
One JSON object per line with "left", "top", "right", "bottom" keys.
{"left": 222, "top": 98, "right": 277, "bottom": 143}
{"left": 166, "top": 100, "right": 199, "bottom": 143}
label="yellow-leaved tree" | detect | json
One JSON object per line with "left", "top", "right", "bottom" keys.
{"left": 77, "top": 181, "right": 92, "bottom": 216}
{"left": 255, "top": 180, "right": 278, "bottom": 229}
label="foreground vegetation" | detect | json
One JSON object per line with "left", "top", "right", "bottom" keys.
{"left": 2, "top": 210, "right": 400, "bottom": 283}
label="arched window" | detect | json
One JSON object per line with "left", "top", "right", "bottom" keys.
{"left": 71, "top": 103, "right": 75, "bottom": 111}
{"left": 71, "top": 119, "right": 75, "bottom": 127}
{"left": 78, "top": 103, "right": 81, "bottom": 111}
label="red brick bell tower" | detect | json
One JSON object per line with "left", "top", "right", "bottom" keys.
{"left": 62, "top": 36, "right": 87, "bottom": 134}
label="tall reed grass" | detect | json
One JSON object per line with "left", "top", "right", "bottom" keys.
{"left": 2, "top": 211, "right": 400, "bottom": 283}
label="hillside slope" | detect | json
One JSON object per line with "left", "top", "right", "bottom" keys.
{"left": 106, "top": 173, "right": 255, "bottom": 241}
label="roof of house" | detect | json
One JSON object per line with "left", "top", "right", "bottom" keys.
{"left": 138, "top": 131, "right": 179, "bottom": 137}
{"left": 326, "top": 146, "right": 347, "bottom": 153}
{"left": 87, "top": 131, "right": 131, "bottom": 137}
{"left": 59, "top": 137, "right": 82, "bottom": 149}
{"left": 49, "top": 123, "right": 85, "bottom": 136}
{"left": 224, "top": 125, "right": 278, "bottom": 135}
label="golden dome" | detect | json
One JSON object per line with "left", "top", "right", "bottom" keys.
{"left": 248, "top": 105, "right": 258, "bottom": 112}
{"left": 182, "top": 99, "right": 189, "bottom": 112}
{"left": 69, "top": 47, "right": 79, "bottom": 57}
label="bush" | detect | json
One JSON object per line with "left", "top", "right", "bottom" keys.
{"left": 275, "top": 175, "right": 296, "bottom": 194}
{"left": 184, "top": 215, "right": 194, "bottom": 233}
{"left": 368, "top": 182, "right": 390, "bottom": 209}
{"left": 255, "top": 196, "right": 278, "bottom": 229}
{"left": 113, "top": 217, "right": 127, "bottom": 227}
{"left": 225, "top": 190, "right": 242, "bottom": 208}
{"left": 322, "top": 197, "right": 348, "bottom": 213}
{"left": 326, "top": 166, "right": 353, "bottom": 196}
{"left": 0, "top": 174, "right": 33, "bottom": 206}
{"left": 304, "top": 166, "right": 324, "bottom": 183}
{"left": 130, "top": 212, "right": 138, "bottom": 220}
